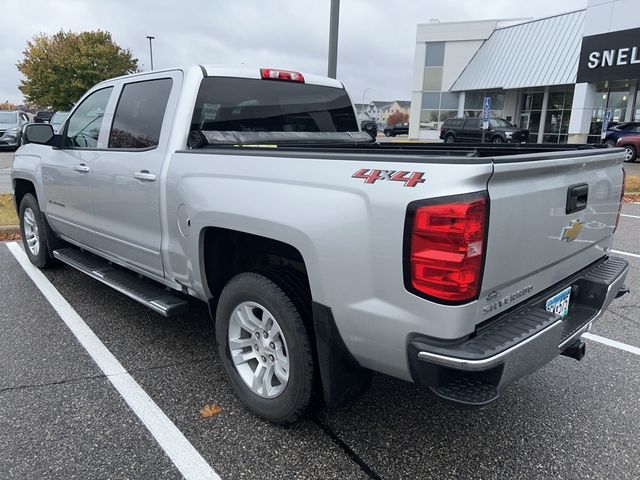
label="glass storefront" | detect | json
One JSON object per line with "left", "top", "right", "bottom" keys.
{"left": 420, "top": 42, "right": 459, "bottom": 130}
{"left": 589, "top": 80, "right": 632, "bottom": 143}
{"left": 518, "top": 86, "right": 573, "bottom": 143}
{"left": 519, "top": 91, "right": 544, "bottom": 143}
{"left": 543, "top": 86, "right": 574, "bottom": 143}
{"left": 464, "top": 91, "right": 504, "bottom": 118}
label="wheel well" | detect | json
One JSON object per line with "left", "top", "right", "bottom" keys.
{"left": 203, "top": 227, "right": 371, "bottom": 407}
{"left": 202, "top": 227, "right": 310, "bottom": 304}
{"left": 13, "top": 179, "right": 36, "bottom": 209}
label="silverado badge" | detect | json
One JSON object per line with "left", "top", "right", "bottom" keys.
{"left": 561, "top": 219, "right": 584, "bottom": 242}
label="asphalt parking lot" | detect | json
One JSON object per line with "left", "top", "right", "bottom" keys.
{"left": 1, "top": 208, "right": 639, "bottom": 479}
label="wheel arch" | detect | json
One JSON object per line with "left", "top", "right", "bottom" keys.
{"left": 201, "top": 226, "right": 310, "bottom": 307}
{"left": 13, "top": 178, "right": 37, "bottom": 212}
{"left": 201, "top": 226, "right": 371, "bottom": 407}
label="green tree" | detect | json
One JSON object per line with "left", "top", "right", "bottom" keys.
{"left": 17, "top": 30, "right": 139, "bottom": 110}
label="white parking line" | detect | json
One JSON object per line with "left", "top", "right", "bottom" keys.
{"left": 6, "top": 242, "right": 220, "bottom": 480}
{"left": 583, "top": 332, "right": 640, "bottom": 356}
{"left": 611, "top": 249, "right": 640, "bottom": 259}
{"left": 620, "top": 213, "right": 640, "bottom": 219}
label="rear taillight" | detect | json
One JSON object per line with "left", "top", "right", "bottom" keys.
{"left": 260, "top": 68, "right": 305, "bottom": 83}
{"left": 615, "top": 168, "right": 626, "bottom": 232}
{"left": 406, "top": 193, "right": 488, "bottom": 303}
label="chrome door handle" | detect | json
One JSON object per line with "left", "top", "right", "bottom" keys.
{"left": 74, "top": 164, "right": 90, "bottom": 173}
{"left": 133, "top": 171, "right": 156, "bottom": 182}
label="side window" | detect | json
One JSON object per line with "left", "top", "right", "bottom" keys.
{"left": 109, "top": 78, "right": 173, "bottom": 149}
{"left": 467, "top": 119, "right": 480, "bottom": 129}
{"left": 64, "top": 87, "right": 113, "bottom": 148}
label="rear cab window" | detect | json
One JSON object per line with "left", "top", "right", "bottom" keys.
{"left": 190, "top": 77, "right": 358, "bottom": 135}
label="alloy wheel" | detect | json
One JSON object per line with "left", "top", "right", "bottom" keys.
{"left": 625, "top": 146, "right": 636, "bottom": 162}
{"left": 228, "top": 301, "right": 290, "bottom": 398}
{"left": 23, "top": 207, "right": 40, "bottom": 256}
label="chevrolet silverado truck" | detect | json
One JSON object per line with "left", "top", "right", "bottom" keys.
{"left": 12, "top": 65, "right": 629, "bottom": 424}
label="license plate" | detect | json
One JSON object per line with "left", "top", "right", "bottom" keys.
{"left": 545, "top": 287, "right": 571, "bottom": 318}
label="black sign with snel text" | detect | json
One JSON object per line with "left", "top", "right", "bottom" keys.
{"left": 577, "top": 27, "right": 640, "bottom": 83}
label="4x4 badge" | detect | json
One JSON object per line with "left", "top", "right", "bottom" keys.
{"left": 352, "top": 169, "right": 426, "bottom": 187}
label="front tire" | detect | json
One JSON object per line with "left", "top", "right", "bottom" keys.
{"left": 491, "top": 136, "right": 504, "bottom": 144}
{"left": 604, "top": 139, "right": 616, "bottom": 148}
{"left": 19, "top": 193, "right": 53, "bottom": 268}
{"left": 215, "top": 271, "right": 315, "bottom": 424}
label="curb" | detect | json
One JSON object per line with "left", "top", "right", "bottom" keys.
{"left": 0, "top": 225, "right": 19, "bottom": 233}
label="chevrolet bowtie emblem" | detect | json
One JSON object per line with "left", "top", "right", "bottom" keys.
{"left": 561, "top": 219, "right": 584, "bottom": 242}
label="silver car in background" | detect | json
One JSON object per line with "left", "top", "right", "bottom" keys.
{"left": 0, "top": 111, "right": 29, "bottom": 149}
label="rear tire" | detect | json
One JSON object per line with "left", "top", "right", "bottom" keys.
{"left": 215, "top": 271, "right": 315, "bottom": 424}
{"left": 18, "top": 193, "right": 53, "bottom": 268}
{"left": 491, "top": 136, "right": 504, "bottom": 144}
{"left": 623, "top": 145, "right": 637, "bottom": 162}
{"left": 444, "top": 133, "right": 455, "bottom": 144}
{"left": 604, "top": 139, "right": 616, "bottom": 148}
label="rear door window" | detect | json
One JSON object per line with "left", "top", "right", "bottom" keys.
{"left": 109, "top": 78, "right": 173, "bottom": 149}
{"left": 466, "top": 118, "right": 480, "bottom": 129}
{"left": 191, "top": 77, "right": 357, "bottom": 133}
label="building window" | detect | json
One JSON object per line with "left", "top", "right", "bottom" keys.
{"left": 589, "top": 80, "right": 630, "bottom": 143}
{"left": 542, "top": 86, "right": 573, "bottom": 144}
{"left": 464, "top": 91, "right": 504, "bottom": 119}
{"left": 419, "top": 42, "right": 459, "bottom": 130}
{"left": 519, "top": 91, "right": 544, "bottom": 143}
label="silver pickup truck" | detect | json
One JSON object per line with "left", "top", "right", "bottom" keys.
{"left": 12, "top": 65, "right": 629, "bottom": 424}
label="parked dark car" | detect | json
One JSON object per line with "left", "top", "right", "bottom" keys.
{"left": 34, "top": 110, "right": 54, "bottom": 123}
{"left": 0, "top": 110, "right": 29, "bottom": 150}
{"left": 616, "top": 133, "right": 640, "bottom": 162}
{"left": 383, "top": 122, "right": 409, "bottom": 137}
{"left": 357, "top": 113, "right": 378, "bottom": 139}
{"left": 602, "top": 122, "right": 640, "bottom": 147}
{"left": 440, "top": 117, "right": 529, "bottom": 143}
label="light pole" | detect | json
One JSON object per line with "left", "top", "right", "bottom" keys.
{"left": 361, "top": 88, "right": 371, "bottom": 115}
{"left": 327, "top": 0, "right": 340, "bottom": 78}
{"left": 146, "top": 36, "right": 155, "bottom": 70}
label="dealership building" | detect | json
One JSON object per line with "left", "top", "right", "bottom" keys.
{"left": 409, "top": 0, "right": 640, "bottom": 143}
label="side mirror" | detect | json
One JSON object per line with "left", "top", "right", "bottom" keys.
{"left": 23, "top": 123, "right": 60, "bottom": 147}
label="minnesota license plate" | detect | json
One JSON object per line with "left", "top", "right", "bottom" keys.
{"left": 545, "top": 287, "right": 571, "bottom": 318}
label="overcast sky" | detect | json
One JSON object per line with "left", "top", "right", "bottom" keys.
{"left": 1, "top": 0, "right": 587, "bottom": 106}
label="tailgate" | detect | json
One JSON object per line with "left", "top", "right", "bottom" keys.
{"left": 478, "top": 149, "right": 624, "bottom": 321}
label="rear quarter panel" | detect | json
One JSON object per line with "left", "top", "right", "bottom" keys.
{"left": 165, "top": 150, "right": 493, "bottom": 380}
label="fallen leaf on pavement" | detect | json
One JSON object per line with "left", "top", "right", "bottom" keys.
{"left": 200, "top": 403, "right": 222, "bottom": 418}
